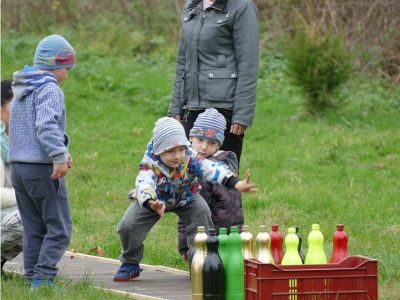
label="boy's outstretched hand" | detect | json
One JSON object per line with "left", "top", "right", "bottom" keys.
{"left": 149, "top": 199, "right": 166, "bottom": 218}
{"left": 234, "top": 169, "right": 258, "bottom": 193}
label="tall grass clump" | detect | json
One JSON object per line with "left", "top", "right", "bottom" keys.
{"left": 285, "top": 22, "right": 353, "bottom": 114}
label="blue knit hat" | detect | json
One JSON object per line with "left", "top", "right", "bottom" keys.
{"left": 152, "top": 117, "right": 188, "bottom": 155}
{"left": 33, "top": 34, "right": 76, "bottom": 70}
{"left": 190, "top": 108, "right": 226, "bottom": 145}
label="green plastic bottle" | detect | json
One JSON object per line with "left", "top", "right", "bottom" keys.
{"left": 218, "top": 228, "right": 229, "bottom": 270}
{"left": 305, "top": 224, "right": 327, "bottom": 264}
{"left": 281, "top": 227, "right": 303, "bottom": 265}
{"left": 225, "top": 226, "right": 244, "bottom": 300}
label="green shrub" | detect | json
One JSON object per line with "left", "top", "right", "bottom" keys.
{"left": 285, "top": 25, "right": 353, "bottom": 114}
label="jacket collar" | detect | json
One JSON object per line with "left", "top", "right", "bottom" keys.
{"left": 188, "top": 0, "right": 228, "bottom": 11}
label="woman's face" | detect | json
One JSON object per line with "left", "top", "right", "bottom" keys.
{"left": 1, "top": 100, "right": 11, "bottom": 133}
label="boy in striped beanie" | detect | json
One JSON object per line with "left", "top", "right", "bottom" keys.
{"left": 178, "top": 109, "right": 246, "bottom": 261}
{"left": 114, "top": 117, "right": 257, "bottom": 282}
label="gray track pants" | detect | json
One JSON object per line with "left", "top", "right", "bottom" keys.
{"left": 117, "top": 194, "right": 213, "bottom": 264}
{"left": 11, "top": 163, "right": 72, "bottom": 280}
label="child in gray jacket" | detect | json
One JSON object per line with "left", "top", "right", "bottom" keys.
{"left": 113, "top": 117, "right": 257, "bottom": 282}
{"left": 8, "top": 34, "right": 76, "bottom": 288}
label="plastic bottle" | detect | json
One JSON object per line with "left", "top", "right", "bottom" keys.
{"left": 270, "top": 224, "right": 284, "bottom": 264}
{"left": 218, "top": 227, "right": 229, "bottom": 269}
{"left": 281, "top": 227, "right": 303, "bottom": 265}
{"left": 304, "top": 224, "right": 327, "bottom": 264}
{"left": 293, "top": 225, "right": 305, "bottom": 263}
{"left": 225, "top": 226, "right": 244, "bottom": 300}
{"left": 255, "top": 225, "right": 274, "bottom": 264}
{"left": 330, "top": 224, "right": 349, "bottom": 263}
{"left": 240, "top": 225, "right": 254, "bottom": 259}
{"left": 203, "top": 229, "right": 225, "bottom": 300}
{"left": 191, "top": 226, "right": 208, "bottom": 300}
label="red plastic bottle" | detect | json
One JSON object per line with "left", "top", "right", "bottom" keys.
{"left": 330, "top": 224, "right": 349, "bottom": 263}
{"left": 269, "top": 224, "right": 284, "bottom": 264}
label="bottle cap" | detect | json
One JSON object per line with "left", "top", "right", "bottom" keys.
{"left": 242, "top": 225, "right": 250, "bottom": 231}
{"left": 288, "top": 227, "right": 296, "bottom": 234}
{"left": 271, "top": 224, "right": 279, "bottom": 231}
{"left": 230, "top": 226, "right": 238, "bottom": 233}
{"left": 336, "top": 224, "right": 344, "bottom": 230}
{"left": 209, "top": 228, "right": 216, "bottom": 236}
{"left": 312, "top": 224, "right": 320, "bottom": 230}
{"left": 197, "top": 226, "right": 205, "bottom": 233}
{"left": 219, "top": 227, "right": 227, "bottom": 234}
{"left": 293, "top": 225, "right": 299, "bottom": 232}
{"left": 259, "top": 225, "right": 267, "bottom": 231}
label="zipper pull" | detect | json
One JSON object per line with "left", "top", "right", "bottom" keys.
{"left": 203, "top": 12, "right": 205, "bottom": 18}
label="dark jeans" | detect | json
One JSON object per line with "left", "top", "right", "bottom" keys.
{"left": 181, "top": 108, "right": 244, "bottom": 165}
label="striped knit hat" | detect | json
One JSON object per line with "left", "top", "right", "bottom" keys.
{"left": 152, "top": 117, "right": 188, "bottom": 155}
{"left": 34, "top": 34, "right": 76, "bottom": 70}
{"left": 190, "top": 108, "right": 226, "bottom": 145}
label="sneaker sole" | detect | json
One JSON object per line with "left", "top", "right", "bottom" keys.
{"left": 113, "top": 272, "right": 140, "bottom": 282}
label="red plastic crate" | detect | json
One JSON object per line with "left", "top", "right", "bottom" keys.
{"left": 245, "top": 256, "right": 378, "bottom": 300}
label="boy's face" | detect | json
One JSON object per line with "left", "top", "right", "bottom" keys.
{"left": 191, "top": 137, "right": 219, "bottom": 158}
{"left": 159, "top": 145, "right": 186, "bottom": 168}
{"left": 50, "top": 68, "right": 69, "bottom": 82}
{"left": 1, "top": 99, "right": 12, "bottom": 133}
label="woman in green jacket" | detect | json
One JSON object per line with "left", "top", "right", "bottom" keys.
{"left": 168, "top": 0, "right": 259, "bottom": 164}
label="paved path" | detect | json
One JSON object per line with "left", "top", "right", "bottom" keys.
{"left": 5, "top": 251, "right": 192, "bottom": 300}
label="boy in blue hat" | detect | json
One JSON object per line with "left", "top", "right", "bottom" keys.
{"left": 8, "top": 34, "right": 76, "bottom": 288}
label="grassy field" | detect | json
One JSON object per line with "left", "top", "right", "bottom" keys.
{"left": 1, "top": 32, "right": 399, "bottom": 298}
{"left": 0, "top": 272, "right": 131, "bottom": 300}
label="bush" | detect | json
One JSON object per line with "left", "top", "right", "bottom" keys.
{"left": 285, "top": 24, "right": 353, "bottom": 114}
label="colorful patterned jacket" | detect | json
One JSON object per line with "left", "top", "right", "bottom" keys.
{"left": 130, "top": 142, "right": 236, "bottom": 209}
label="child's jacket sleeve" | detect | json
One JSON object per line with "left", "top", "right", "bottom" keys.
{"left": 34, "top": 83, "right": 69, "bottom": 164}
{"left": 134, "top": 165, "right": 158, "bottom": 207}
{"left": 193, "top": 157, "right": 236, "bottom": 186}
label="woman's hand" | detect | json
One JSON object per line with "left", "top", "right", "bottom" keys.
{"left": 230, "top": 123, "right": 247, "bottom": 135}
{"left": 234, "top": 169, "right": 258, "bottom": 192}
{"left": 149, "top": 199, "right": 166, "bottom": 218}
{"left": 170, "top": 115, "right": 181, "bottom": 121}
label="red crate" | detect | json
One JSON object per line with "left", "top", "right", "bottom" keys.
{"left": 245, "top": 256, "right": 377, "bottom": 300}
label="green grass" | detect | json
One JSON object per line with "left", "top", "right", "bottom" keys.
{"left": 2, "top": 32, "right": 399, "bottom": 298}
{"left": 0, "top": 272, "right": 131, "bottom": 300}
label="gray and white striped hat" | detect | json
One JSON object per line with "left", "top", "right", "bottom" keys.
{"left": 152, "top": 117, "right": 188, "bottom": 155}
{"left": 190, "top": 108, "right": 226, "bottom": 145}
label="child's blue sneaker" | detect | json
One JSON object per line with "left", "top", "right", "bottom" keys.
{"left": 31, "top": 278, "right": 55, "bottom": 289}
{"left": 113, "top": 263, "right": 143, "bottom": 282}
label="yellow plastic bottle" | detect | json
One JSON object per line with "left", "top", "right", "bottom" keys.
{"left": 281, "top": 227, "right": 303, "bottom": 265}
{"left": 304, "top": 224, "right": 327, "bottom": 264}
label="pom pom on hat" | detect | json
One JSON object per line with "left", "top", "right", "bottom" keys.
{"left": 34, "top": 34, "right": 76, "bottom": 70}
{"left": 152, "top": 117, "right": 188, "bottom": 155}
{"left": 189, "top": 108, "right": 226, "bottom": 145}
